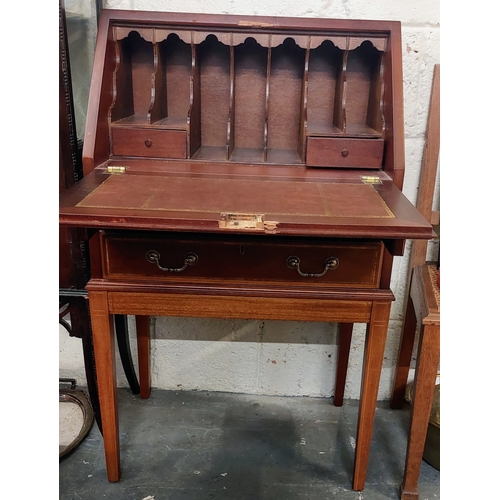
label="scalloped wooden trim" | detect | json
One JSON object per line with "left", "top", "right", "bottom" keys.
{"left": 114, "top": 26, "right": 387, "bottom": 53}
{"left": 348, "top": 37, "right": 386, "bottom": 52}
{"left": 114, "top": 26, "right": 154, "bottom": 42}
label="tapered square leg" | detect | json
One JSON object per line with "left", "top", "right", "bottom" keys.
{"left": 333, "top": 322, "right": 353, "bottom": 407}
{"left": 136, "top": 315, "right": 151, "bottom": 399}
{"left": 88, "top": 291, "right": 121, "bottom": 482}
{"left": 353, "top": 301, "right": 391, "bottom": 491}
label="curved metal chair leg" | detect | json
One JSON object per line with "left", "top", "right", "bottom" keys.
{"left": 60, "top": 300, "right": 141, "bottom": 438}
{"left": 115, "top": 314, "right": 140, "bottom": 394}
{"left": 80, "top": 318, "right": 102, "bottom": 433}
{"left": 59, "top": 294, "right": 102, "bottom": 433}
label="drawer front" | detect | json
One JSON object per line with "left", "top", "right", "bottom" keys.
{"left": 102, "top": 233, "right": 384, "bottom": 288}
{"left": 306, "top": 137, "right": 384, "bottom": 169}
{"left": 111, "top": 127, "right": 187, "bottom": 158}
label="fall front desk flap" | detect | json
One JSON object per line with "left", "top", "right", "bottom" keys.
{"left": 59, "top": 165, "right": 432, "bottom": 240}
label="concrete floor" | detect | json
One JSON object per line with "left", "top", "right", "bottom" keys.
{"left": 59, "top": 388, "right": 440, "bottom": 500}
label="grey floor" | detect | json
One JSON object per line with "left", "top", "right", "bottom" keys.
{"left": 59, "top": 388, "right": 440, "bottom": 500}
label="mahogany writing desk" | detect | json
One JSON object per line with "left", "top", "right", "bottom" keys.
{"left": 59, "top": 10, "right": 433, "bottom": 491}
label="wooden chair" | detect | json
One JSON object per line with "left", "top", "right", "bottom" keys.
{"left": 390, "top": 64, "right": 440, "bottom": 500}
{"left": 332, "top": 63, "right": 439, "bottom": 499}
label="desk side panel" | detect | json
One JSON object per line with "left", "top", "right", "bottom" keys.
{"left": 83, "top": 12, "right": 115, "bottom": 175}
{"left": 381, "top": 22, "right": 405, "bottom": 189}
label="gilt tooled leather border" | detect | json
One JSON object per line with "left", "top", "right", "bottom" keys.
{"left": 76, "top": 175, "right": 395, "bottom": 219}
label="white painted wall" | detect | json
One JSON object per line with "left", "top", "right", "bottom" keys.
{"left": 60, "top": 0, "right": 440, "bottom": 400}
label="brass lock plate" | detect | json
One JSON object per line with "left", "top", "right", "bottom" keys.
{"left": 219, "top": 213, "right": 265, "bottom": 229}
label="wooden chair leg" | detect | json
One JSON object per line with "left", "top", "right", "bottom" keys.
{"left": 333, "top": 322, "right": 353, "bottom": 406}
{"left": 353, "top": 301, "right": 391, "bottom": 491}
{"left": 88, "top": 291, "right": 121, "bottom": 482}
{"left": 136, "top": 315, "right": 151, "bottom": 399}
{"left": 115, "top": 314, "right": 140, "bottom": 395}
{"left": 400, "top": 324, "right": 440, "bottom": 500}
{"left": 391, "top": 295, "right": 418, "bottom": 409}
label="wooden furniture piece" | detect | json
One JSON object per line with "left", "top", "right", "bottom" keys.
{"left": 59, "top": 10, "right": 433, "bottom": 490}
{"left": 390, "top": 65, "right": 440, "bottom": 500}
{"left": 59, "top": 0, "right": 100, "bottom": 429}
{"left": 59, "top": 1, "right": 142, "bottom": 433}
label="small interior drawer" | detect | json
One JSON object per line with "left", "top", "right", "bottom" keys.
{"left": 111, "top": 127, "right": 187, "bottom": 158}
{"left": 306, "top": 137, "right": 384, "bottom": 169}
{"left": 101, "top": 232, "right": 384, "bottom": 288}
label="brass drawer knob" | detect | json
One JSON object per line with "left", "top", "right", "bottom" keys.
{"left": 144, "top": 139, "right": 152, "bottom": 147}
{"left": 286, "top": 256, "right": 339, "bottom": 278}
{"left": 146, "top": 250, "right": 198, "bottom": 272}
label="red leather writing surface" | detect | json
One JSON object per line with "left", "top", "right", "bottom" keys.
{"left": 77, "top": 174, "right": 394, "bottom": 219}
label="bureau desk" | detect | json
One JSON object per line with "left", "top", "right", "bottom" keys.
{"left": 59, "top": 10, "right": 433, "bottom": 491}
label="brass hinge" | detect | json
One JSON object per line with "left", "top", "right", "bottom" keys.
{"left": 361, "top": 175, "right": 382, "bottom": 185}
{"left": 106, "top": 165, "right": 126, "bottom": 174}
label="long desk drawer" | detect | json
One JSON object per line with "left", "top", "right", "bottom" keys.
{"left": 101, "top": 233, "right": 384, "bottom": 288}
